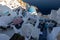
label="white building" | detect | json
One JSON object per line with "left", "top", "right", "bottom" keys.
{"left": 48, "top": 8, "right": 60, "bottom": 24}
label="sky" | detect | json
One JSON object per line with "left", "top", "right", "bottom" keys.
{"left": 23, "top": 0, "right": 60, "bottom": 15}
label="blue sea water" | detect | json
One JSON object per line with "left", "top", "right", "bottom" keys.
{"left": 23, "top": 0, "right": 60, "bottom": 15}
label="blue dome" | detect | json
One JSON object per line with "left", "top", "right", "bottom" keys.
{"left": 28, "top": 6, "right": 36, "bottom": 13}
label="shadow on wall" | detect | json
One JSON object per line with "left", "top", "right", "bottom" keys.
{"left": 23, "top": 0, "right": 60, "bottom": 15}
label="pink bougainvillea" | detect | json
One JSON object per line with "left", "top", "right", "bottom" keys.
{"left": 13, "top": 17, "right": 23, "bottom": 25}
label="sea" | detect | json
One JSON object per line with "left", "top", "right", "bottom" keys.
{"left": 23, "top": 0, "right": 60, "bottom": 15}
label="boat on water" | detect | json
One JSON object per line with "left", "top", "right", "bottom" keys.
{"left": 0, "top": 0, "right": 60, "bottom": 40}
